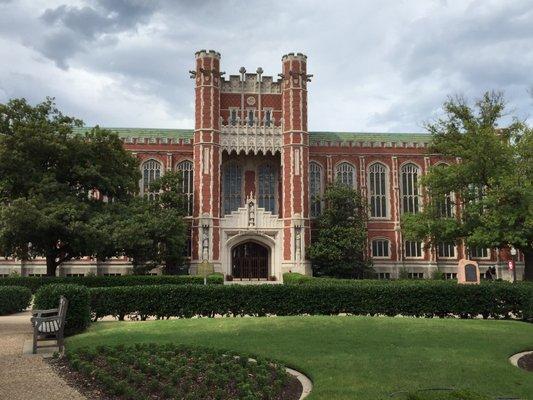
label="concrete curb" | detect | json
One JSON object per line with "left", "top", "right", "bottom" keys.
{"left": 286, "top": 366, "right": 313, "bottom": 399}
{"left": 509, "top": 350, "right": 533, "bottom": 368}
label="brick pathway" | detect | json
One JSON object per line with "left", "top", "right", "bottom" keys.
{"left": 0, "top": 311, "right": 85, "bottom": 400}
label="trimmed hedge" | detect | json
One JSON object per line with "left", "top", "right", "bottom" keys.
{"left": 34, "top": 284, "right": 91, "bottom": 335}
{"left": 0, "top": 286, "right": 32, "bottom": 315}
{"left": 0, "top": 273, "right": 223, "bottom": 293}
{"left": 89, "top": 281, "right": 533, "bottom": 321}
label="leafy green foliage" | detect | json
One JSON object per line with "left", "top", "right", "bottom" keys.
{"left": 0, "top": 286, "right": 32, "bottom": 315}
{"left": 89, "top": 281, "right": 533, "bottom": 321}
{"left": 308, "top": 182, "right": 372, "bottom": 278}
{"left": 33, "top": 284, "right": 91, "bottom": 335}
{"left": 65, "top": 343, "right": 292, "bottom": 400}
{"left": 402, "top": 92, "right": 533, "bottom": 279}
{"left": 0, "top": 98, "right": 140, "bottom": 275}
{"left": 0, "top": 274, "right": 223, "bottom": 293}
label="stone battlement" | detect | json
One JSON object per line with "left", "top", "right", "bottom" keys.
{"left": 282, "top": 52, "right": 307, "bottom": 62}
{"left": 195, "top": 49, "right": 221, "bottom": 59}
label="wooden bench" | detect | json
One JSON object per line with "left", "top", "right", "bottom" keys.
{"left": 31, "top": 295, "right": 68, "bottom": 354}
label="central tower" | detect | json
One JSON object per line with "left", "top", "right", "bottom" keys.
{"left": 190, "top": 50, "right": 311, "bottom": 278}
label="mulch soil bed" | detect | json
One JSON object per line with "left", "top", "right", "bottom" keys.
{"left": 517, "top": 352, "right": 533, "bottom": 372}
{"left": 48, "top": 343, "right": 302, "bottom": 400}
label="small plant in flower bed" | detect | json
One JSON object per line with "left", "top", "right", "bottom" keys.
{"left": 62, "top": 343, "right": 300, "bottom": 400}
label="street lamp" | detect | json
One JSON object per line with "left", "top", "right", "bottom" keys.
{"left": 510, "top": 247, "right": 517, "bottom": 283}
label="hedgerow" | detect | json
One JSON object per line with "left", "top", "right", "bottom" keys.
{"left": 0, "top": 273, "right": 223, "bottom": 293}
{"left": 0, "top": 286, "right": 32, "bottom": 315}
{"left": 34, "top": 284, "right": 91, "bottom": 335}
{"left": 89, "top": 281, "right": 533, "bottom": 321}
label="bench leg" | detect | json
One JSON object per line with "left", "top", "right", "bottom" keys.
{"left": 32, "top": 329, "right": 37, "bottom": 354}
{"left": 58, "top": 331, "right": 64, "bottom": 353}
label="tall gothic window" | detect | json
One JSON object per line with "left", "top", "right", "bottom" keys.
{"left": 400, "top": 163, "right": 420, "bottom": 214}
{"left": 336, "top": 162, "right": 356, "bottom": 188}
{"left": 248, "top": 110, "right": 254, "bottom": 126}
{"left": 258, "top": 164, "right": 276, "bottom": 213}
{"left": 223, "top": 163, "right": 242, "bottom": 215}
{"left": 142, "top": 160, "right": 162, "bottom": 200}
{"left": 265, "top": 110, "right": 272, "bottom": 127}
{"left": 309, "top": 162, "right": 323, "bottom": 218}
{"left": 368, "top": 163, "right": 388, "bottom": 218}
{"left": 230, "top": 109, "right": 238, "bottom": 126}
{"left": 176, "top": 160, "right": 194, "bottom": 216}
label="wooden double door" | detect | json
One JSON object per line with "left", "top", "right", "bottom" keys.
{"left": 232, "top": 242, "right": 269, "bottom": 280}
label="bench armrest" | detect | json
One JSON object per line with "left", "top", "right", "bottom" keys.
{"left": 32, "top": 308, "right": 58, "bottom": 317}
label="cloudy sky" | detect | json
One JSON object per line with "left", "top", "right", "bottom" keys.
{"left": 0, "top": 0, "right": 532, "bottom": 132}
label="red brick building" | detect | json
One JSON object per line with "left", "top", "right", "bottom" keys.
{"left": 0, "top": 50, "right": 523, "bottom": 280}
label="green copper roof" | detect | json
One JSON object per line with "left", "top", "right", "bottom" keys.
{"left": 72, "top": 127, "right": 194, "bottom": 139}
{"left": 73, "top": 127, "right": 430, "bottom": 143}
{"left": 309, "top": 131, "right": 430, "bottom": 143}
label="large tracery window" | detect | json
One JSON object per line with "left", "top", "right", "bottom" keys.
{"left": 437, "top": 192, "right": 454, "bottom": 218}
{"left": 176, "top": 160, "right": 194, "bottom": 216}
{"left": 142, "top": 159, "right": 162, "bottom": 200}
{"left": 400, "top": 163, "right": 420, "bottom": 214}
{"left": 223, "top": 163, "right": 242, "bottom": 216}
{"left": 258, "top": 164, "right": 276, "bottom": 213}
{"left": 309, "top": 162, "right": 323, "bottom": 218}
{"left": 368, "top": 163, "right": 388, "bottom": 218}
{"left": 336, "top": 162, "right": 356, "bottom": 188}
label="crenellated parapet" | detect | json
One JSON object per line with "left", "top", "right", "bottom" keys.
{"left": 220, "top": 74, "right": 282, "bottom": 94}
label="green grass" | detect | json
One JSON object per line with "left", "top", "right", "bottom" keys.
{"left": 67, "top": 316, "right": 533, "bottom": 400}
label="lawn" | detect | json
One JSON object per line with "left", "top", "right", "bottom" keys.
{"left": 66, "top": 316, "right": 533, "bottom": 400}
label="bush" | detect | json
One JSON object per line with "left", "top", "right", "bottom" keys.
{"left": 0, "top": 286, "right": 32, "bottom": 315}
{"left": 34, "top": 284, "right": 91, "bottom": 335}
{"left": 0, "top": 274, "right": 223, "bottom": 293}
{"left": 282, "top": 272, "right": 313, "bottom": 284}
{"left": 89, "top": 281, "right": 533, "bottom": 321}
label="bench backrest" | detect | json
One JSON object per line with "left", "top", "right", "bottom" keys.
{"left": 58, "top": 296, "right": 68, "bottom": 327}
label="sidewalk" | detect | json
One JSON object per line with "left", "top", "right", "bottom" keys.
{"left": 0, "top": 311, "right": 85, "bottom": 400}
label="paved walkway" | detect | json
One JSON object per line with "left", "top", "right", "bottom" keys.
{"left": 0, "top": 311, "right": 85, "bottom": 400}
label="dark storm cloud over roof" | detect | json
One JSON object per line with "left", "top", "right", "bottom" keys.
{"left": 0, "top": 0, "right": 532, "bottom": 134}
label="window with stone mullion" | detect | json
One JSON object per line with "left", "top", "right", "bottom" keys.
{"left": 223, "top": 163, "right": 242, "bottom": 215}
{"left": 258, "top": 164, "right": 276, "bottom": 213}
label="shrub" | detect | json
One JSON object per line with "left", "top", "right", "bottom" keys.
{"left": 0, "top": 286, "right": 32, "bottom": 315}
{"left": 0, "top": 274, "right": 223, "bottom": 293}
{"left": 34, "top": 284, "right": 91, "bottom": 335}
{"left": 282, "top": 272, "right": 313, "bottom": 284}
{"left": 89, "top": 281, "right": 533, "bottom": 321}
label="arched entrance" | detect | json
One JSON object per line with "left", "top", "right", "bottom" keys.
{"left": 231, "top": 241, "right": 269, "bottom": 280}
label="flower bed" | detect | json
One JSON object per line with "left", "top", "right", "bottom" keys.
{"left": 54, "top": 343, "right": 301, "bottom": 400}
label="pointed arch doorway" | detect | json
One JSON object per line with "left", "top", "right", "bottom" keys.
{"left": 231, "top": 241, "right": 269, "bottom": 280}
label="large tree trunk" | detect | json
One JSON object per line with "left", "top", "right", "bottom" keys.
{"left": 523, "top": 247, "right": 533, "bottom": 281}
{"left": 46, "top": 253, "right": 58, "bottom": 277}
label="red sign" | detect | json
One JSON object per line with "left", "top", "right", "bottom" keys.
{"left": 508, "top": 260, "right": 515, "bottom": 271}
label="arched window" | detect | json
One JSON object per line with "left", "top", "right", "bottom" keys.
{"left": 371, "top": 239, "right": 390, "bottom": 258}
{"left": 223, "top": 163, "right": 242, "bottom": 215}
{"left": 176, "top": 160, "right": 194, "bottom": 216}
{"left": 336, "top": 162, "right": 356, "bottom": 188}
{"left": 309, "top": 162, "right": 323, "bottom": 218}
{"left": 258, "top": 164, "right": 276, "bottom": 213}
{"left": 368, "top": 163, "right": 388, "bottom": 218}
{"left": 400, "top": 163, "right": 420, "bottom": 214}
{"left": 142, "top": 159, "right": 162, "bottom": 200}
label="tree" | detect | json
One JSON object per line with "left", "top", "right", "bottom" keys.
{"left": 112, "top": 175, "right": 189, "bottom": 275}
{"left": 0, "top": 98, "right": 140, "bottom": 276}
{"left": 308, "top": 182, "right": 372, "bottom": 278}
{"left": 402, "top": 91, "right": 533, "bottom": 280}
